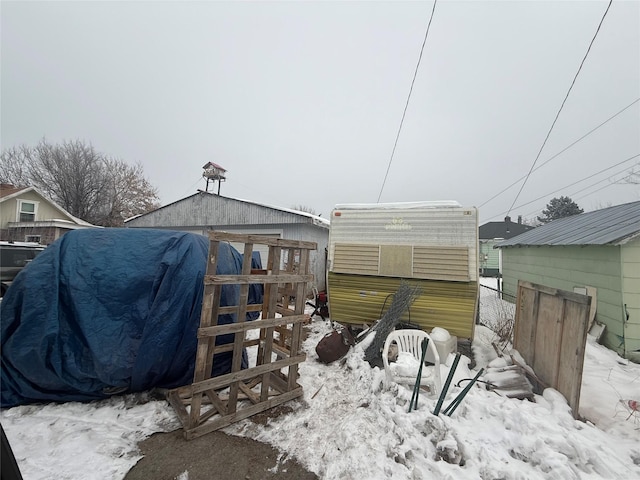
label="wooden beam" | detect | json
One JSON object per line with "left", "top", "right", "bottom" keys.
{"left": 204, "top": 274, "right": 314, "bottom": 285}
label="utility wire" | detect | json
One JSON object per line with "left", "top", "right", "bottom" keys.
{"left": 519, "top": 165, "right": 638, "bottom": 220}
{"left": 377, "top": 0, "right": 438, "bottom": 203}
{"left": 506, "top": 0, "right": 613, "bottom": 216}
{"left": 480, "top": 97, "right": 639, "bottom": 208}
{"left": 487, "top": 153, "right": 639, "bottom": 221}
{"left": 573, "top": 166, "right": 640, "bottom": 201}
{"left": 182, "top": 176, "right": 206, "bottom": 197}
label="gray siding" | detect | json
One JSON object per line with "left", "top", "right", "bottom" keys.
{"left": 127, "top": 193, "right": 321, "bottom": 228}
{"left": 125, "top": 192, "right": 329, "bottom": 291}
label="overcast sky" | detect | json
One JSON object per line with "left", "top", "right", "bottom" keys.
{"left": 2, "top": 1, "right": 639, "bottom": 223}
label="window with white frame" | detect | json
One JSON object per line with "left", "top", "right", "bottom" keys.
{"left": 25, "top": 235, "right": 41, "bottom": 243}
{"left": 18, "top": 200, "right": 37, "bottom": 222}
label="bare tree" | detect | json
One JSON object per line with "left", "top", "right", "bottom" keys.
{"left": 291, "top": 204, "right": 317, "bottom": 215}
{"left": 617, "top": 163, "right": 640, "bottom": 185}
{"left": 96, "top": 159, "right": 160, "bottom": 226}
{"left": 0, "top": 145, "right": 33, "bottom": 186}
{"left": 0, "top": 139, "right": 160, "bottom": 226}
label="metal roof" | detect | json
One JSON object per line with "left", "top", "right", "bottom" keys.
{"left": 496, "top": 200, "right": 640, "bottom": 247}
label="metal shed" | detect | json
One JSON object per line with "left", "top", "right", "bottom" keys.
{"left": 496, "top": 200, "right": 640, "bottom": 361}
{"left": 124, "top": 191, "right": 329, "bottom": 291}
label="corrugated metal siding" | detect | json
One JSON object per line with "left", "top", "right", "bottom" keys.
{"left": 329, "top": 205, "right": 478, "bottom": 281}
{"left": 125, "top": 194, "right": 329, "bottom": 291}
{"left": 497, "top": 201, "right": 640, "bottom": 247}
{"left": 126, "top": 193, "right": 324, "bottom": 228}
{"left": 327, "top": 272, "right": 477, "bottom": 339}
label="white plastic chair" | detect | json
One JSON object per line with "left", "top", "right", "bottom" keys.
{"left": 382, "top": 329, "right": 442, "bottom": 397}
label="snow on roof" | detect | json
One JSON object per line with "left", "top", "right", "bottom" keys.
{"left": 333, "top": 200, "right": 463, "bottom": 210}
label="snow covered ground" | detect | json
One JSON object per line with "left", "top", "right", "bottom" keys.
{"left": 2, "top": 279, "right": 639, "bottom": 479}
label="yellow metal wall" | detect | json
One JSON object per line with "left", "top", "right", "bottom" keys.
{"left": 327, "top": 272, "right": 477, "bottom": 339}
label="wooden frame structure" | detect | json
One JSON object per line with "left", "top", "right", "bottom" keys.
{"left": 168, "top": 231, "right": 317, "bottom": 440}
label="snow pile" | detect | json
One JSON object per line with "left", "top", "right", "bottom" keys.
{"left": 224, "top": 320, "right": 640, "bottom": 479}
{"left": 1, "top": 279, "right": 639, "bottom": 479}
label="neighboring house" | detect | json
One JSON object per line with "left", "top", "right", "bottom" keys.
{"left": 124, "top": 190, "right": 330, "bottom": 291}
{"left": 0, "top": 184, "right": 96, "bottom": 245}
{"left": 479, "top": 215, "right": 534, "bottom": 276}
{"left": 496, "top": 201, "right": 640, "bottom": 361}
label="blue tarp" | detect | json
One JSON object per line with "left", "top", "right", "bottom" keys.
{"left": 0, "top": 228, "right": 262, "bottom": 408}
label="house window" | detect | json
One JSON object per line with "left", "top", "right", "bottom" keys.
{"left": 25, "top": 235, "right": 41, "bottom": 243}
{"left": 18, "top": 200, "right": 37, "bottom": 222}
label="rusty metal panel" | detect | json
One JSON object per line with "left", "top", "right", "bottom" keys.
{"left": 514, "top": 281, "right": 590, "bottom": 418}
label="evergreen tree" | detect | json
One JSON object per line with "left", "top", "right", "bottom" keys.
{"left": 537, "top": 196, "right": 584, "bottom": 224}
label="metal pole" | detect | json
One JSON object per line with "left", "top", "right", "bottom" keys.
{"left": 433, "top": 352, "right": 461, "bottom": 416}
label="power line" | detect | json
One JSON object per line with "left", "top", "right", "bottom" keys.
{"left": 519, "top": 166, "right": 638, "bottom": 220}
{"left": 506, "top": 0, "right": 614, "bottom": 216}
{"left": 377, "top": 0, "right": 438, "bottom": 203}
{"left": 181, "top": 176, "right": 205, "bottom": 197}
{"left": 572, "top": 164, "right": 640, "bottom": 201}
{"left": 486, "top": 153, "right": 640, "bottom": 221}
{"left": 479, "top": 97, "right": 640, "bottom": 208}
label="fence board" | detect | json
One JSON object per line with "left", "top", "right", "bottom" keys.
{"left": 514, "top": 281, "right": 590, "bottom": 418}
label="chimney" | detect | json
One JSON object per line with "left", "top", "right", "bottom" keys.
{"left": 504, "top": 216, "right": 511, "bottom": 223}
{"left": 518, "top": 215, "right": 522, "bottom": 224}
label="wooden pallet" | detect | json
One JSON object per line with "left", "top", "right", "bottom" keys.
{"left": 168, "top": 231, "right": 317, "bottom": 440}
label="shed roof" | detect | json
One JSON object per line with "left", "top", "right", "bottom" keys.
{"left": 496, "top": 200, "right": 640, "bottom": 247}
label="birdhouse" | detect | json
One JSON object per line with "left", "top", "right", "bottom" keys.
{"left": 202, "top": 162, "right": 227, "bottom": 194}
